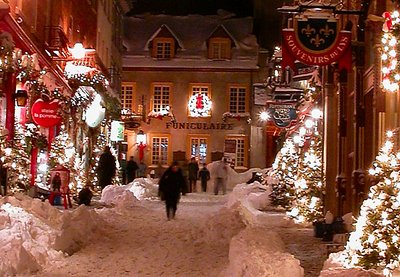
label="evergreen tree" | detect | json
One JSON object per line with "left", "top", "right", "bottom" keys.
{"left": 287, "top": 132, "right": 324, "bottom": 223}
{"left": 269, "top": 137, "right": 300, "bottom": 209}
{"left": 342, "top": 131, "right": 400, "bottom": 276}
{"left": 7, "top": 123, "right": 31, "bottom": 192}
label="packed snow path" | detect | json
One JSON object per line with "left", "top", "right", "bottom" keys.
{"left": 35, "top": 194, "right": 233, "bottom": 277}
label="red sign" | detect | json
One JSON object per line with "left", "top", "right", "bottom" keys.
{"left": 281, "top": 18, "right": 352, "bottom": 72}
{"left": 31, "top": 99, "right": 62, "bottom": 128}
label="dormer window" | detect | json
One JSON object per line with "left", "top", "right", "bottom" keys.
{"left": 153, "top": 37, "right": 174, "bottom": 59}
{"left": 209, "top": 38, "right": 231, "bottom": 60}
{"left": 207, "top": 25, "right": 235, "bottom": 60}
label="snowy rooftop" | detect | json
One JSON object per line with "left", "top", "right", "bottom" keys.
{"left": 123, "top": 14, "right": 259, "bottom": 69}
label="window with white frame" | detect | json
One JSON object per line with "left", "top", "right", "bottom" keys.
{"left": 225, "top": 137, "right": 246, "bottom": 167}
{"left": 152, "top": 85, "right": 170, "bottom": 112}
{"left": 229, "top": 86, "right": 247, "bottom": 113}
{"left": 152, "top": 137, "right": 169, "bottom": 165}
{"left": 208, "top": 38, "right": 231, "bottom": 60}
{"left": 120, "top": 83, "right": 135, "bottom": 113}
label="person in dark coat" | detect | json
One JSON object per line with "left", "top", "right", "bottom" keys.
{"left": 52, "top": 172, "right": 62, "bottom": 192}
{"left": 77, "top": 185, "right": 93, "bottom": 206}
{"left": 97, "top": 146, "right": 116, "bottom": 190}
{"left": 126, "top": 156, "right": 139, "bottom": 183}
{"left": 158, "top": 161, "right": 186, "bottom": 220}
{"left": 188, "top": 157, "right": 199, "bottom": 193}
{"left": 198, "top": 164, "right": 210, "bottom": 192}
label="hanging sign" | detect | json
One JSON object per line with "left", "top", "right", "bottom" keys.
{"left": 31, "top": 99, "right": 62, "bottom": 128}
{"left": 282, "top": 17, "right": 352, "bottom": 72}
{"left": 268, "top": 102, "right": 297, "bottom": 128}
{"left": 110, "top": 121, "right": 124, "bottom": 142}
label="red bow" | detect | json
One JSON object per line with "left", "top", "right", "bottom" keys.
{"left": 383, "top": 12, "right": 393, "bottom": 32}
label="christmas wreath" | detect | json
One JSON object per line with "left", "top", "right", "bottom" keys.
{"left": 188, "top": 93, "right": 212, "bottom": 117}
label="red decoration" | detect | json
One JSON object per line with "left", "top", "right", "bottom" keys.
{"left": 383, "top": 12, "right": 393, "bottom": 32}
{"left": 31, "top": 99, "right": 62, "bottom": 128}
{"left": 138, "top": 142, "right": 146, "bottom": 162}
{"left": 196, "top": 94, "right": 204, "bottom": 109}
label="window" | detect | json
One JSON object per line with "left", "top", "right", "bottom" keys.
{"left": 208, "top": 38, "right": 231, "bottom": 60}
{"left": 225, "top": 137, "right": 248, "bottom": 168}
{"left": 152, "top": 38, "right": 174, "bottom": 59}
{"left": 229, "top": 86, "right": 247, "bottom": 113}
{"left": 152, "top": 84, "right": 171, "bottom": 112}
{"left": 189, "top": 136, "right": 208, "bottom": 164}
{"left": 121, "top": 83, "right": 135, "bottom": 113}
{"left": 152, "top": 136, "right": 169, "bottom": 165}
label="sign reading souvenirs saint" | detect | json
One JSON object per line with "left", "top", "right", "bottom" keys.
{"left": 268, "top": 102, "right": 297, "bottom": 128}
{"left": 282, "top": 16, "right": 351, "bottom": 71}
{"left": 31, "top": 99, "right": 62, "bottom": 128}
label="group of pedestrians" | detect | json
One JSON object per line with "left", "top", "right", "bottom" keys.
{"left": 95, "top": 145, "right": 230, "bottom": 221}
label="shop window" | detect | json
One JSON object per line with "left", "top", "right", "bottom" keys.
{"left": 208, "top": 38, "right": 231, "bottom": 60}
{"left": 189, "top": 136, "right": 208, "bottom": 164}
{"left": 151, "top": 136, "right": 169, "bottom": 165}
{"left": 229, "top": 86, "right": 247, "bottom": 113}
{"left": 152, "top": 38, "right": 174, "bottom": 59}
{"left": 152, "top": 84, "right": 171, "bottom": 112}
{"left": 121, "top": 82, "right": 135, "bottom": 113}
{"left": 225, "top": 137, "right": 248, "bottom": 168}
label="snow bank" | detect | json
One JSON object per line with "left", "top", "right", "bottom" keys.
{"left": 0, "top": 194, "right": 105, "bottom": 275}
{"left": 319, "top": 252, "right": 384, "bottom": 276}
{"left": 100, "top": 178, "right": 158, "bottom": 206}
{"left": 128, "top": 178, "right": 159, "bottom": 200}
{"left": 199, "top": 205, "right": 246, "bottom": 244}
{"left": 227, "top": 181, "right": 271, "bottom": 209}
{"left": 224, "top": 227, "right": 304, "bottom": 277}
{"left": 207, "top": 161, "right": 270, "bottom": 190}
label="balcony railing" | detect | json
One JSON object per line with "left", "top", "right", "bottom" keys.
{"left": 44, "top": 26, "right": 70, "bottom": 59}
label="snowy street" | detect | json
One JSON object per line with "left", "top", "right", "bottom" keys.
{"left": 34, "top": 194, "right": 237, "bottom": 277}
{"left": 1, "top": 177, "right": 362, "bottom": 277}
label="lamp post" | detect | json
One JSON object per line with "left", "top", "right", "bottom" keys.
{"left": 136, "top": 130, "right": 147, "bottom": 162}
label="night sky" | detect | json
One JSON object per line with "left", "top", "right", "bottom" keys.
{"left": 128, "top": 0, "right": 253, "bottom": 16}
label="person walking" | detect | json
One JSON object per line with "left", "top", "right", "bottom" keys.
{"left": 126, "top": 156, "right": 139, "bottom": 183}
{"left": 158, "top": 161, "right": 186, "bottom": 220}
{"left": 214, "top": 158, "right": 228, "bottom": 195}
{"left": 198, "top": 163, "right": 210, "bottom": 192}
{"left": 137, "top": 161, "right": 147, "bottom": 178}
{"left": 97, "top": 146, "right": 116, "bottom": 190}
{"left": 188, "top": 157, "right": 199, "bottom": 193}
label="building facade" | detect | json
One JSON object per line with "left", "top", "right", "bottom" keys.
{"left": 0, "top": 0, "right": 130, "bottom": 193}
{"left": 122, "top": 14, "right": 259, "bottom": 171}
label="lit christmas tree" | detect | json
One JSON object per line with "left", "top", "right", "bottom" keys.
{"left": 48, "top": 126, "right": 86, "bottom": 192}
{"left": 287, "top": 131, "right": 324, "bottom": 223}
{"left": 7, "top": 123, "right": 31, "bottom": 192}
{"left": 48, "top": 126, "right": 75, "bottom": 169}
{"left": 269, "top": 137, "right": 300, "bottom": 209}
{"left": 341, "top": 130, "right": 400, "bottom": 276}
{"left": 284, "top": 106, "right": 324, "bottom": 223}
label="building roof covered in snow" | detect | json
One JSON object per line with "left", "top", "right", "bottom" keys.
{"left": 122, "top": 13, "right": 259, "bottom": 70}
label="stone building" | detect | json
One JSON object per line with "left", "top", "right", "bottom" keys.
{"left": 122, "top": 13, "right": 260, "bottom": 170}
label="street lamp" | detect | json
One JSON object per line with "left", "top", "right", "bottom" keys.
{"left": 14, "top": 89, "right": 28, "bottom": 107}
{"left": 69, "top": 42, "right": 86, "bottom": 59}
